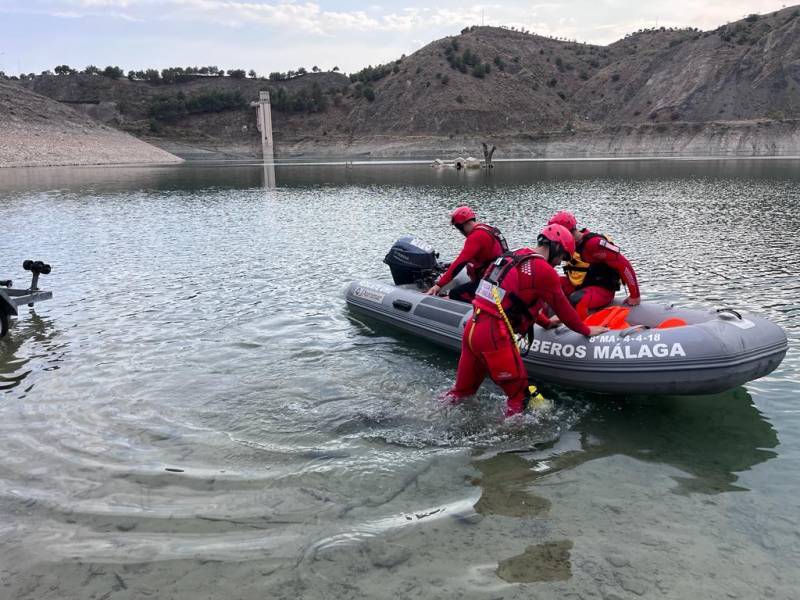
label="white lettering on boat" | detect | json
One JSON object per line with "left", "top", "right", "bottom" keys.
{"left": 530, "top": 339, "right": 687, "bottom": 360}
{"left": 592, "top": 342, "right": 686, "bottom": 359}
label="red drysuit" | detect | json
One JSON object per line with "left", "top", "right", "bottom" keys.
{"left": 448, "top": 250, "right": 591, "bottom": 416}
{"left": 561, "top": 231, "right": 640, "bottom": 318}
{"left": 435, "top": 224, "right": 506, "bottom": 288}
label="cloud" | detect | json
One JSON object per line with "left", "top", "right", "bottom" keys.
{"left": 3, "top": 0, "right": 515, "bottom": 34}
{"left": 3, "top": 0, "right": 786, "bottom": 41}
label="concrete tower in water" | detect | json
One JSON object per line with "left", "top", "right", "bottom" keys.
{"left": 251, "top": 91, "right": 274, "bottom": 160}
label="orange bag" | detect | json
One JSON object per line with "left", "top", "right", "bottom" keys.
{"left": 584, "top": 306, "right": 631, "bottom": 330}
{"left": 657, "top": 318, "right": 687, "bottom": 329}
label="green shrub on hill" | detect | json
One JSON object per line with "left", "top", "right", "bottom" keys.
{"left": 149, "top": 90, "right": 248, "bottom": 122}
{"left": 350, "top": 64, "right": 393, "bottom": 84}
{"left": 472, "top": 63, "right": 487, "bottom": 78}
{"left": 271, "top": 83, "right": 330, "bottom": 112}
{"left": 445, "top": 45, "right": 492, "bottom": 78}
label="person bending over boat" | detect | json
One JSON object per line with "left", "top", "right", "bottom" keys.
{"left": 548, "top": 211, "right": 640, "bottom": 319}
{"left": 425, "top": 206, "right": 508, "bottom": 302}
{"left": 446, "top": 224, "right": 609, "bottom": 416}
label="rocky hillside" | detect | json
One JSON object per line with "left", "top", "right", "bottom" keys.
{"left": 12, "top": 5, "right": 800, "bottom": 158}
{"left": 349, "top": 6, "right": 800, "bottom": 136}
{"left": 0, "top": 80, "right": 182, "bottom": 168}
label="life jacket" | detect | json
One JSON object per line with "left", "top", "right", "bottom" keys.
{"left": 563, "top": 231, "right": 621, "bottom": 291}
{"left": 469, "top": 223, "right": 509, "bottom": 276}
{"left": 473, "top": 249, "right": 543, "bottom": 328}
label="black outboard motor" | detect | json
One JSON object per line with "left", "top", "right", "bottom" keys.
{"left": 384, "top": 236, "right": 443, "bottom": 288}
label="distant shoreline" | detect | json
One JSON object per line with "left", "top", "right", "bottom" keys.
{"left": 3, "top": 154, "right": 800, "bottom": 172}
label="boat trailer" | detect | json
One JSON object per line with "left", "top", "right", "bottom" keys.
{"left": 0, "top": 260, "right": 53, "bottom": 338}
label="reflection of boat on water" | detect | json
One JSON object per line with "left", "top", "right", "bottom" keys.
{"left": 0, "top": 311, "right": 56, "bottom": 393}
{"left": 473, "top": 388, "right": 778, "bottom": 502}
{"left": 571, "top": 388, "right": 779, "bottom": 494}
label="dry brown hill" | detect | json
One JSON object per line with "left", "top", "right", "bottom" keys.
{"left": 10, "top": 6, "right": 800, "bottom": 158}
{"left": 0, "top": 80, "right": 181, "bottom": 167}
{"left": 351, "top": 6, "right": 800, "bottom": 136}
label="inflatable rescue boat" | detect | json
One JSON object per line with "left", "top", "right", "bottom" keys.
{"left": 346, "top": 237, "right": 788, "bottom": 395}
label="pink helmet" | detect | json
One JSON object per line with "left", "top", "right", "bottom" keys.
{"left": 548, "top": 210, "right": 578, "bottom": 231}
{"left": 538, "top": 223, "right": 576, "bottom": 258}
{"left": 450, "top": 206, "right": 476, "bottom": 226}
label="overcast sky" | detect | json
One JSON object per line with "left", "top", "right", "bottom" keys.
{"left": 0, "top": 0, "right": 792, "bottom": 75}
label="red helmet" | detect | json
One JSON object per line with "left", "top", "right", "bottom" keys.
{"left": 538, "top": 223, "right": 576, "bottom": 259}
{"left": 548, "top": 210, "right": 577, "bottom": 231}
{"left": 450, "top": 206, "right": 476, "bottom": 226}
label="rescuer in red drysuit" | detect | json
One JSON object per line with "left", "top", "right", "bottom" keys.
{"left": 425, "top": 206, "right": 508, "bottom": 303}
{"left": 547, "top": 211, "right": 641, "bottom": 319}
{"left": 446, "top": 224, "right": 609, "bottom": 416}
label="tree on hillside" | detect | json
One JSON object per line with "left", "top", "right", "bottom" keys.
{"left": 83, "top": 65, "right": 101, "bottom": 75}
{"left": 197, "top": 66, "right": 220, "bottom": 76}
{"left": 103, "top": 66, "right": 124, "bottom": 79}
{"left": 144, "top": 69, "right": 161, "bottom": 83}
{"left": 332, "top": 66, "right": 340, "bottom": 72}
{"left": 54, "top": 65, "right": 76, "bottom": 75}
{"left": 310, "top": 82, "right": 327, "bottom": 112}
{"left": 40, "top": 70, "right": 53, "bottom": 76}
{"left": 161, "top": 67, "right": 186, "bottom": 84}
{"left": 312, "top": 65, "right": 320, "bottom": 72}
{"left": 248, "top": 69, "right": 257, "bottom": 78}
{"left": 227, "top": 69, "right": 246, "bottom": 79}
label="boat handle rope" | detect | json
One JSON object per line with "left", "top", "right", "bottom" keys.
{"left": 716, "top": 308, "right": 742, "bottom": 320}
{"left": 619, "top": 324, "right": 649, "bottom": 339}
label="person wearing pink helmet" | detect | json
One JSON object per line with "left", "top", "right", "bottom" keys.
{"left": 425, "top": 206, "right": 508, "bottom": 302}
{"left": 447, "top": 224, "right": 608, "bottom": 416}
{"left": 547, "top": 210, "right": 640, "bottom": 319}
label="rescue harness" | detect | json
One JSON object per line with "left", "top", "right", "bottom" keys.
{"left": 564, "top": 232, "right": 622, "bottom": 291}
{"left": 476, "top": 250, "right": 543, "bottom": 356}
{"left": 470, "top": 223, "right": 510, "bottom": 275}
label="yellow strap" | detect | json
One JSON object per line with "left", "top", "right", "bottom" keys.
{"left": 491, "top": 286, "right": 521, "bottom": 350}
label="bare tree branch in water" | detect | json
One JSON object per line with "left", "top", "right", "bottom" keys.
{"left": 482, "top": 142, "right": 496, "bottom": 168}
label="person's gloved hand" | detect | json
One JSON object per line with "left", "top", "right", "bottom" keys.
{"left": 623, "top": 296, "right": 641, "bottom": 306}
{"left": 425, "top": 284, "right": 442, "bottom": 296}
{"left": 587, "top": 325, "right": 610, "bottom": 336}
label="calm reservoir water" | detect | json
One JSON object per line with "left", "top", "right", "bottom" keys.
{"left": 1, "top": 160, "right": 798, "bottom": 599}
